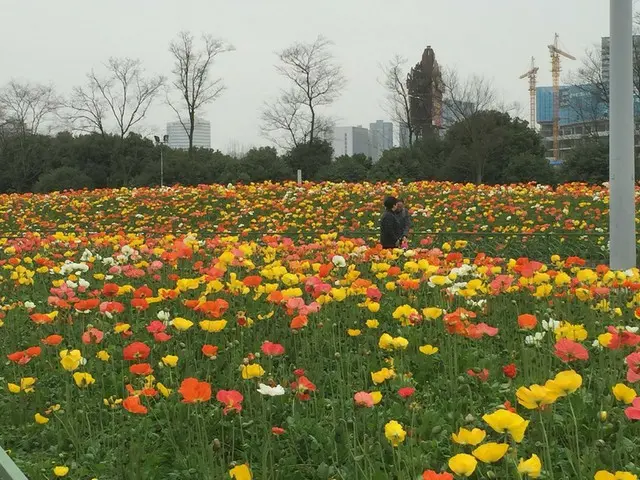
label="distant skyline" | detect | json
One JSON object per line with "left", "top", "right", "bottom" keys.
{"left": 0, "top": 0, "right": 612, "bottom": 152}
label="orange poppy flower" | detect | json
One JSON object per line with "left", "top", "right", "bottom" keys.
{"left": 290, "top": 315, "right": 308, "bottom": 330}
{"left": 517, "top": 314, "right": 538, "bottom": 330}
{"left": 202, "top": 344, "right": 219, "bottom": 358}
{"left": 7, "top": 351, "right": 29, "bottom": 364}
{"left": 75, "top": 298, "right": 100, "bottom": 311}
{"left": 42, "top": 334, "right": 64, "bottom": 346}
{"left": 130, "top": 298, "right": 149, "bottom": 311}
{"left": 25, "top": 346, "right": 41, "bottom": 357}
{"left": 123, "top": 395, "right": 148, "bottom": 415}
{"left": 242, "top": 276, "right": 262, "bottom": 287}
{"left": 194, "top": 299, "right": 229, "bottom": 318}
{"left": 30, "top": 313, "right": 54, "bottom": 325}
{"left": 129, "top": 363, "right": 154, "bottom": 376}
{"left": 178, "top": 378, "right": 212, "bottom": 403}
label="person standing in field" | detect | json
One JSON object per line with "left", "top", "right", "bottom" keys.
{"left": 380, "top": 196, "right": 402, "bottom": 249}
{"left": 395, "top": 199, "right": 411, "bottom": 248}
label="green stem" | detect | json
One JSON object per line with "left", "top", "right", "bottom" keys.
{"left": 568, "top": 398, "right": 583, "bottom": 480}
{"left": 538, "top": 411, "right": 555, "bottom": 480}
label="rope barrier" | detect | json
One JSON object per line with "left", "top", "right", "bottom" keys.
{"left": 0, "top": 229, "right": 610, "bottom": 239}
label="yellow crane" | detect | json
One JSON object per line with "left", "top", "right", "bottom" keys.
{"left": 548, "top": 33, "right": 576, "bottom": 161}
{"left": 519, "top": 57, "right": 539, "bottom": 129}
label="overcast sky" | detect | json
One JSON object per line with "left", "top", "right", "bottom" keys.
{"left": 0, "top": 0, "right": 612, "bottom": 152}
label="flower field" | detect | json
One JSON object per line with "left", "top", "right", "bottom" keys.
{"left": 1, "top": 181, "right": 639, "bottom": 480}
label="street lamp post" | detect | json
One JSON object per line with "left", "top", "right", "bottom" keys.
{"left": 609, "top": 0, "right": 636, "bottom": 270}
{"left": 154, "top": 135, "right": 169, "bottom": 188}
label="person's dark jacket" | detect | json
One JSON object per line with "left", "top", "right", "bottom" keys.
{"left": 380, "top": 210, "right": 402, "bottom": 248}
{"left": 395, "top": 208, "right": 411, "bottom": 238}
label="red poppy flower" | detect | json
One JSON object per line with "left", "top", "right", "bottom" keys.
{"left": 293, "top": 368, "right": 305, "bottom": 377}
{"left": 123, "top": 342, "right": 151, "bottom": 361}
{"left": 626, "top": 351, "right": 640, "bottom": 383}
{"left": 366, "top": 287, "right": 382, "bottom": 302}
{"left": 179, "top": 378, "right": 212, "bottom": 403}
{"left": 146, "top": 321, "right": 166, "bottom": 333}
{"left": 554, "top": 338, "right": 589, "bottom": 363}
{"left": 398, "top": 387, "right": 415, "bottom": 398}
{"left": 261, "top": 341, "right": 285, "bottom": 356}
{"left": 216, "top": 389, "right": 243, "bottom": 414}
{"left": 605, "top": 326, "right": 640, "bottom": 349}
{"left": 354, "top": 392, "right": 375, "bottom": 408}
{"left": 82, "top": 327, "right": 104, "bottom": 345}
{"left": 625, "top": 397, "right": 640, "bottom": 420}
{"left": 291, "top": 376, "right": 316, "bottom": 401}
{"left": 423, "top": 471, "right": 454, "bottom": 480}
{"left": 123, "top": 395, "right": 148, "bottom": 415}
{"left": 271, "top": 426, "right": 286, "bottom": 435}
{"left": 153, "top": 332, "right": 172, "bottom": 342}
{"left": 129, "top": 363, "right": 154, "bottom": 376}
{"left": 102, "top": 283, "right": 120, "bottom": 297}
{"left": 134, "top": 285, "right": 153, "bottom": 299}
{"left": 467, "top": 368, "right": 489, "bottom": 382}
{"left": 502, "top": 363, "right": 517, "bottom": 379}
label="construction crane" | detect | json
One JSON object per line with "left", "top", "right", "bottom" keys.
{"left": 519, "top": 57, "right": 539, "bottom": 129}
{"left": 548, "top": 33, "right": 576, "bottom": 161}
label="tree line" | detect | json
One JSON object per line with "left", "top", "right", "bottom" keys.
{"left": 0, "top": 106, "right": 624, "bottom": 193}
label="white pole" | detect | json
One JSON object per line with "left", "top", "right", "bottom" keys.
{"left": 297, "top": 169, "right": 302, "bottom": 185}
{"left": 160, "top": 146, "right": 164, "bottom": 188}
{"left": 610, "top": 0, "right": 636, "bottom": 270}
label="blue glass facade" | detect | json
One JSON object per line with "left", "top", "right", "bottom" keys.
{"left": 536, "top": 85, "right": 640, "bottom": 125}
{"left": 536, "top": 85, "right": 608, "bottom": 125}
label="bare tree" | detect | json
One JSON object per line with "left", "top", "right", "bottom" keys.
{"left": 380, "top": 55, "right": 414, "bottom": 147}
{"left": 66, "top": 81, "right": 108, "bottom": 135}
{"left": 0, "top": 80, "right": 60, "bottom": 135}
{"left": 168, "top": 31, "right": 234, "bottom": 155}
{"left": 440, "top": 68, "right": 520, "bottom": 184}
{"left": 568, "top": 13, "right": 640, "bottom": 122}
{"left": 66, "top": 57, "right": 164, "bottom": 138}
{"left": 261, "top": 35, "right": 346, "bottom": 149}
{"left": 441, "top": 68, "right": 510, "bottom": 125}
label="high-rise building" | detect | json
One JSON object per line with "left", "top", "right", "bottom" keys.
{"left": 331, "top": 126, "right": 370, "bottom": 158}
{"left": 369, "top": 120, "right": 393, "bottom": 162}
{"left": 407, "top": 46, "right": 444, "bottom": 140}
{"left": 535, "top": 84, "right": 640, "bottom": 160}
{"left": 166, "top": 119, "right": 212, "bottom": 150}
{"left": 442, "top": 100, "right": 476, "bottom": 129}
{"left": 398, "top": 124, "right": 411, "bottom": 148}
